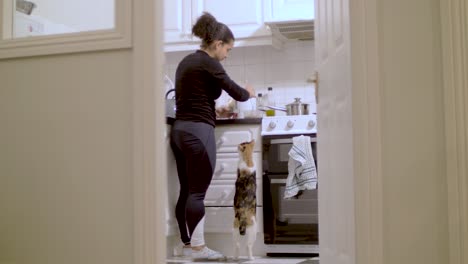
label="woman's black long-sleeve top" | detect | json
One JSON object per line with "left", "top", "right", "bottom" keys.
{"left": 174, "top": 50, "right": 250, "bottom": 127}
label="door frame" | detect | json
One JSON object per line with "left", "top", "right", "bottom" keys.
{"left": 349, "top": 0, "right": 385, "bottom": 263}
{"left": 132, "top": 0, "right": 167, "bottom": 263}
{"left": 440, "top": 1, "right": 468, "bottom": 264}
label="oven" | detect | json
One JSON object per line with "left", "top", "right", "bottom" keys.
{"left": 261, "top": 115, "right": 319, "bottom": 255}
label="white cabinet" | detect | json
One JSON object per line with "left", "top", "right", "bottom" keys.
{"left": 264, "top": 0, "right": 315, "bottom": 22}
{"left": 204, "top": 207, "right": 264, "bottom": 233}
{"left": 192, "top": 0, "right": 271, "bottom": 40}
{"left": 205, "top": 124, "right": 263, "bottom": 233}
{"left": 163, "top": 0, "right": 193, "bottom": 44}
{"left": 204, "top": 152, "right": 263, "bottom": 206}
{"left": 164, "top": 0, "right": 274, "bottom": 52}
{"left": 214, "top": 126, "right": 261, "bottom": 153}
{"left": 166, "top": 125, "right": 180, "bottom": 236}
{"left": 166, "top": 123, "right": 263, "bottom": 235}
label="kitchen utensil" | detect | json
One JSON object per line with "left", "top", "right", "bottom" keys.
{"left": 165, "top": 89, "right": 176, "bottom": 118}
{"left": 268, "top": 98, "right": 310, "bottom": 115}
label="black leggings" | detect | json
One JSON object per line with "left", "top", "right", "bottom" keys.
{"left": 170, "top": 120, "right": 216, "bottom": 245}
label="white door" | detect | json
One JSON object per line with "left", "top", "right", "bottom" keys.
{"left": 315, "top": 0, "right": 355, "bottom": 263}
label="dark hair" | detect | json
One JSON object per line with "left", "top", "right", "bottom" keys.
{"left": 192, "top": 12, "right": 235, "bottom": 48}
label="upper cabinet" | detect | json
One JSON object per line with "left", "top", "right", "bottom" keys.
{"left": 264, "top": 0, "right": 315, "bottom": 22}
{"left": 163, "top": 0, "right": 193, "bottom": 44}
{"left": 163, "top": 0, "right": 315, "bottom": 52}
{"left": 164, "top": 0, "right": 273, "bottom": 52}
{"left": 192, "top": 0, "right": 271, "bottom": 40}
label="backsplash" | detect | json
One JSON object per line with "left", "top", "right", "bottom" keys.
{"left": 164, "top": 41, "right": 316, "bottom": 114}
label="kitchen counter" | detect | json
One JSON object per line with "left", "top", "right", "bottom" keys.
{"left": 166, "top": 117, "right": 262, "bottom": 126}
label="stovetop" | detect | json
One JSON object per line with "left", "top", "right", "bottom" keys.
{"left": 261, "top": 114, "right": 317, "bottom": 136}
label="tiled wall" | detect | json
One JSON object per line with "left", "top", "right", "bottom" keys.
{"left": 164, "top": 41, "right": 316, "bottom": 114}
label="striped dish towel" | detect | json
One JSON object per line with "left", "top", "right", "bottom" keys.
{"left": 284, "top": 135, "right": 317, "bottom": 199}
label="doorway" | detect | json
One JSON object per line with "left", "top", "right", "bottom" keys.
{"left": 148, "top": 1, "right": 456, "bottom": 264}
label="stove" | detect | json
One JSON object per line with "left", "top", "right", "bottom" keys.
{"left": 261, "top": 114, "right": 319, "bottom": 256}
{"left": 261, "top": 114, "right": 317, "bottom": 136}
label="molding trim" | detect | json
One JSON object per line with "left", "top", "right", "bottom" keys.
{"left": 441, "top": 1, "right": 468, "bottom": 264}
{"left": 1, "top": 0, "right": 13, "bottom": 39}
{"left": 0, "top": 0, "right": 132, "bottom": 59}
{"left": 350, "top": 0, "right": 384, "bottom": 264}
{"left": 132, "top": 0, "right": 165, "bottom": 263}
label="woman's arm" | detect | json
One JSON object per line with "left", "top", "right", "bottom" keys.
{"left": 209, "top": 60, "right": 254, "bottom": 101}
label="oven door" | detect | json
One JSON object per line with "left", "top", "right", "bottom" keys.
{"left": 262, "top": 135, "right": 318, "bottom": 246}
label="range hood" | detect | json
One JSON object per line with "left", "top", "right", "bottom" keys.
{"left": 265, "top": 19, "right": 314, "bottom": 42}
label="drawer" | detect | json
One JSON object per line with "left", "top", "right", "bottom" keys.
{"left": 204, "top": 207, "right": 263, "bottom": 233}
{"left": 215, "top": 125, "right": 261, "bottom": 153}
{"left": 212, "top": 153, "right": 262, "bottom": 181}
{"left": 204, "top": 182, "right": 263, "bottom": 206}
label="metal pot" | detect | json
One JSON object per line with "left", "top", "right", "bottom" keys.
{"left": 269, "top": 98, "right": 310, "bottom": 115}
{"left": 165, "top": 89, "right": 176, "bottom": 118}
{"left": 285, "top": 98, "right": 310, "bottom": 115}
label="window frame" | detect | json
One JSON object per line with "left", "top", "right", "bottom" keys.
{"left": 0, "top": 0, "right": 131, "bottom": 59}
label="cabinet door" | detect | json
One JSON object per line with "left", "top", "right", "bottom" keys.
{"left": 165, "top": 126, "right": 180, "bottom": 236}
{"left": 212, "top": 153, "right": 262, "bottom": 181}
{"left": 215, "top": 125, "right": 261, "bottom": 153}
{"left": 164, "top": 0, "right": 193, "bottom": 43}
{"left": 192, "top": 0, "right": 271, "bottom": 39}
{"left": 265, "top": 0, "right": 315, "bottom": 21}
{"left": 205, "top": 207, "right": 264, "bottom": 233}
{"left": 204, "top": 181, "right": 263, "bottom": 206}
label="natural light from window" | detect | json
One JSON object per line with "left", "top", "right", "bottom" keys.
{"left": 2, "top": 0, "right": 114, "bottom": 39}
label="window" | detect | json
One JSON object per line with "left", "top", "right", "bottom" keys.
{"left": 0, "top": 0, "right": 131, "bottom": 59}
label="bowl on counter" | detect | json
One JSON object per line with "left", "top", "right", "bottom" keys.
{"left": 242, "top": 110, "right": 263, "bottom": 118}
{"left": 216, "top": 112, "right": 238, "bottom": 119}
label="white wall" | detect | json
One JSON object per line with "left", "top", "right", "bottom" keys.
{"left": 0, "top": 49, "right": 134, "bottom": 264}
{"left": 378, "top": 0, "right": 448, "bottom": 263}
{"left": 165, "top": 41, "right": 317, "bottom": 113}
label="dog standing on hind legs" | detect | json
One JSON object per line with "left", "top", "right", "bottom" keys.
{"left": 233, "top": 140, "right": 257, "bottom": 260}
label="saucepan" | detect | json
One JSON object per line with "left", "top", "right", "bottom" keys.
{"left": 268, "top": 98, "right": 310, "bottom": 115}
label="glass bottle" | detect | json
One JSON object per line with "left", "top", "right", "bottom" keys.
{"left": 256, "top": 93, "right": 264, "bottom": 109}
{"left": 265, "top": 87, "right": 276, "bottom": 116}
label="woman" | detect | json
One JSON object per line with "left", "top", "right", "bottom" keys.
{"left": 170, "top": 12, "right": 256, "bottom": 260}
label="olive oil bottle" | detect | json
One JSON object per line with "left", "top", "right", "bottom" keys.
{"left": 265, "top": 87, "right": 276, "bottom": 116}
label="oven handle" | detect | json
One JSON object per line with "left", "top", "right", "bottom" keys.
{"left": 270, "top": 179, "right": 287, "bottom": 184}
{"left": 270, "top": 137, "right": 317, "bottom": 145}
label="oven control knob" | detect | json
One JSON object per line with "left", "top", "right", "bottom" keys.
{"left": 287, "top": 120, "right": 295, "bottom": 128}
{"left": 269, "top": 121, "right": 276, "bottom": 129}
{"left": 308, "top": 120, "right": 316, "bottom": 128}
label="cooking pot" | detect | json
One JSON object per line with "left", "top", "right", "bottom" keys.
{"left": 269, "top": 98, "right": 310, "bottom": 115}
{"left": 165, "top": 89, "right": 176, "bottom": 118}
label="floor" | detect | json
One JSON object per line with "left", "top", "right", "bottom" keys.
{"left": 166, "top": 256, "right": 320, "bottom": 264}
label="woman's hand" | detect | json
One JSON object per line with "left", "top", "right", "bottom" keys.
{"left": 216, "top": 106, "right": 236, "bottom": 119}
{"left": 215, "top": 99, "right": 237, "bottom": 119}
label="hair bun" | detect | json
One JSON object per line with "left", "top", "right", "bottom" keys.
{"left": 191, "top": 12, "right": 234, "bottom": 48}
{"left": 192, "top": 12, "right": 218, "bottom": 40}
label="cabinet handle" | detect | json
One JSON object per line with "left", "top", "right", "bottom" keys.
{"left": 221, "top": 190, "right": 229, "bottom": 199}
{"left": 216, "top": 136, "right": 226, "bottom": 146}
{"left": 219, "top": 163, "right": 227, "bottom": 171}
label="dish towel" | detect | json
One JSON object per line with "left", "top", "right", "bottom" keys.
{"left": 284, "top": 135, "right": 317, "bottom": 199}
